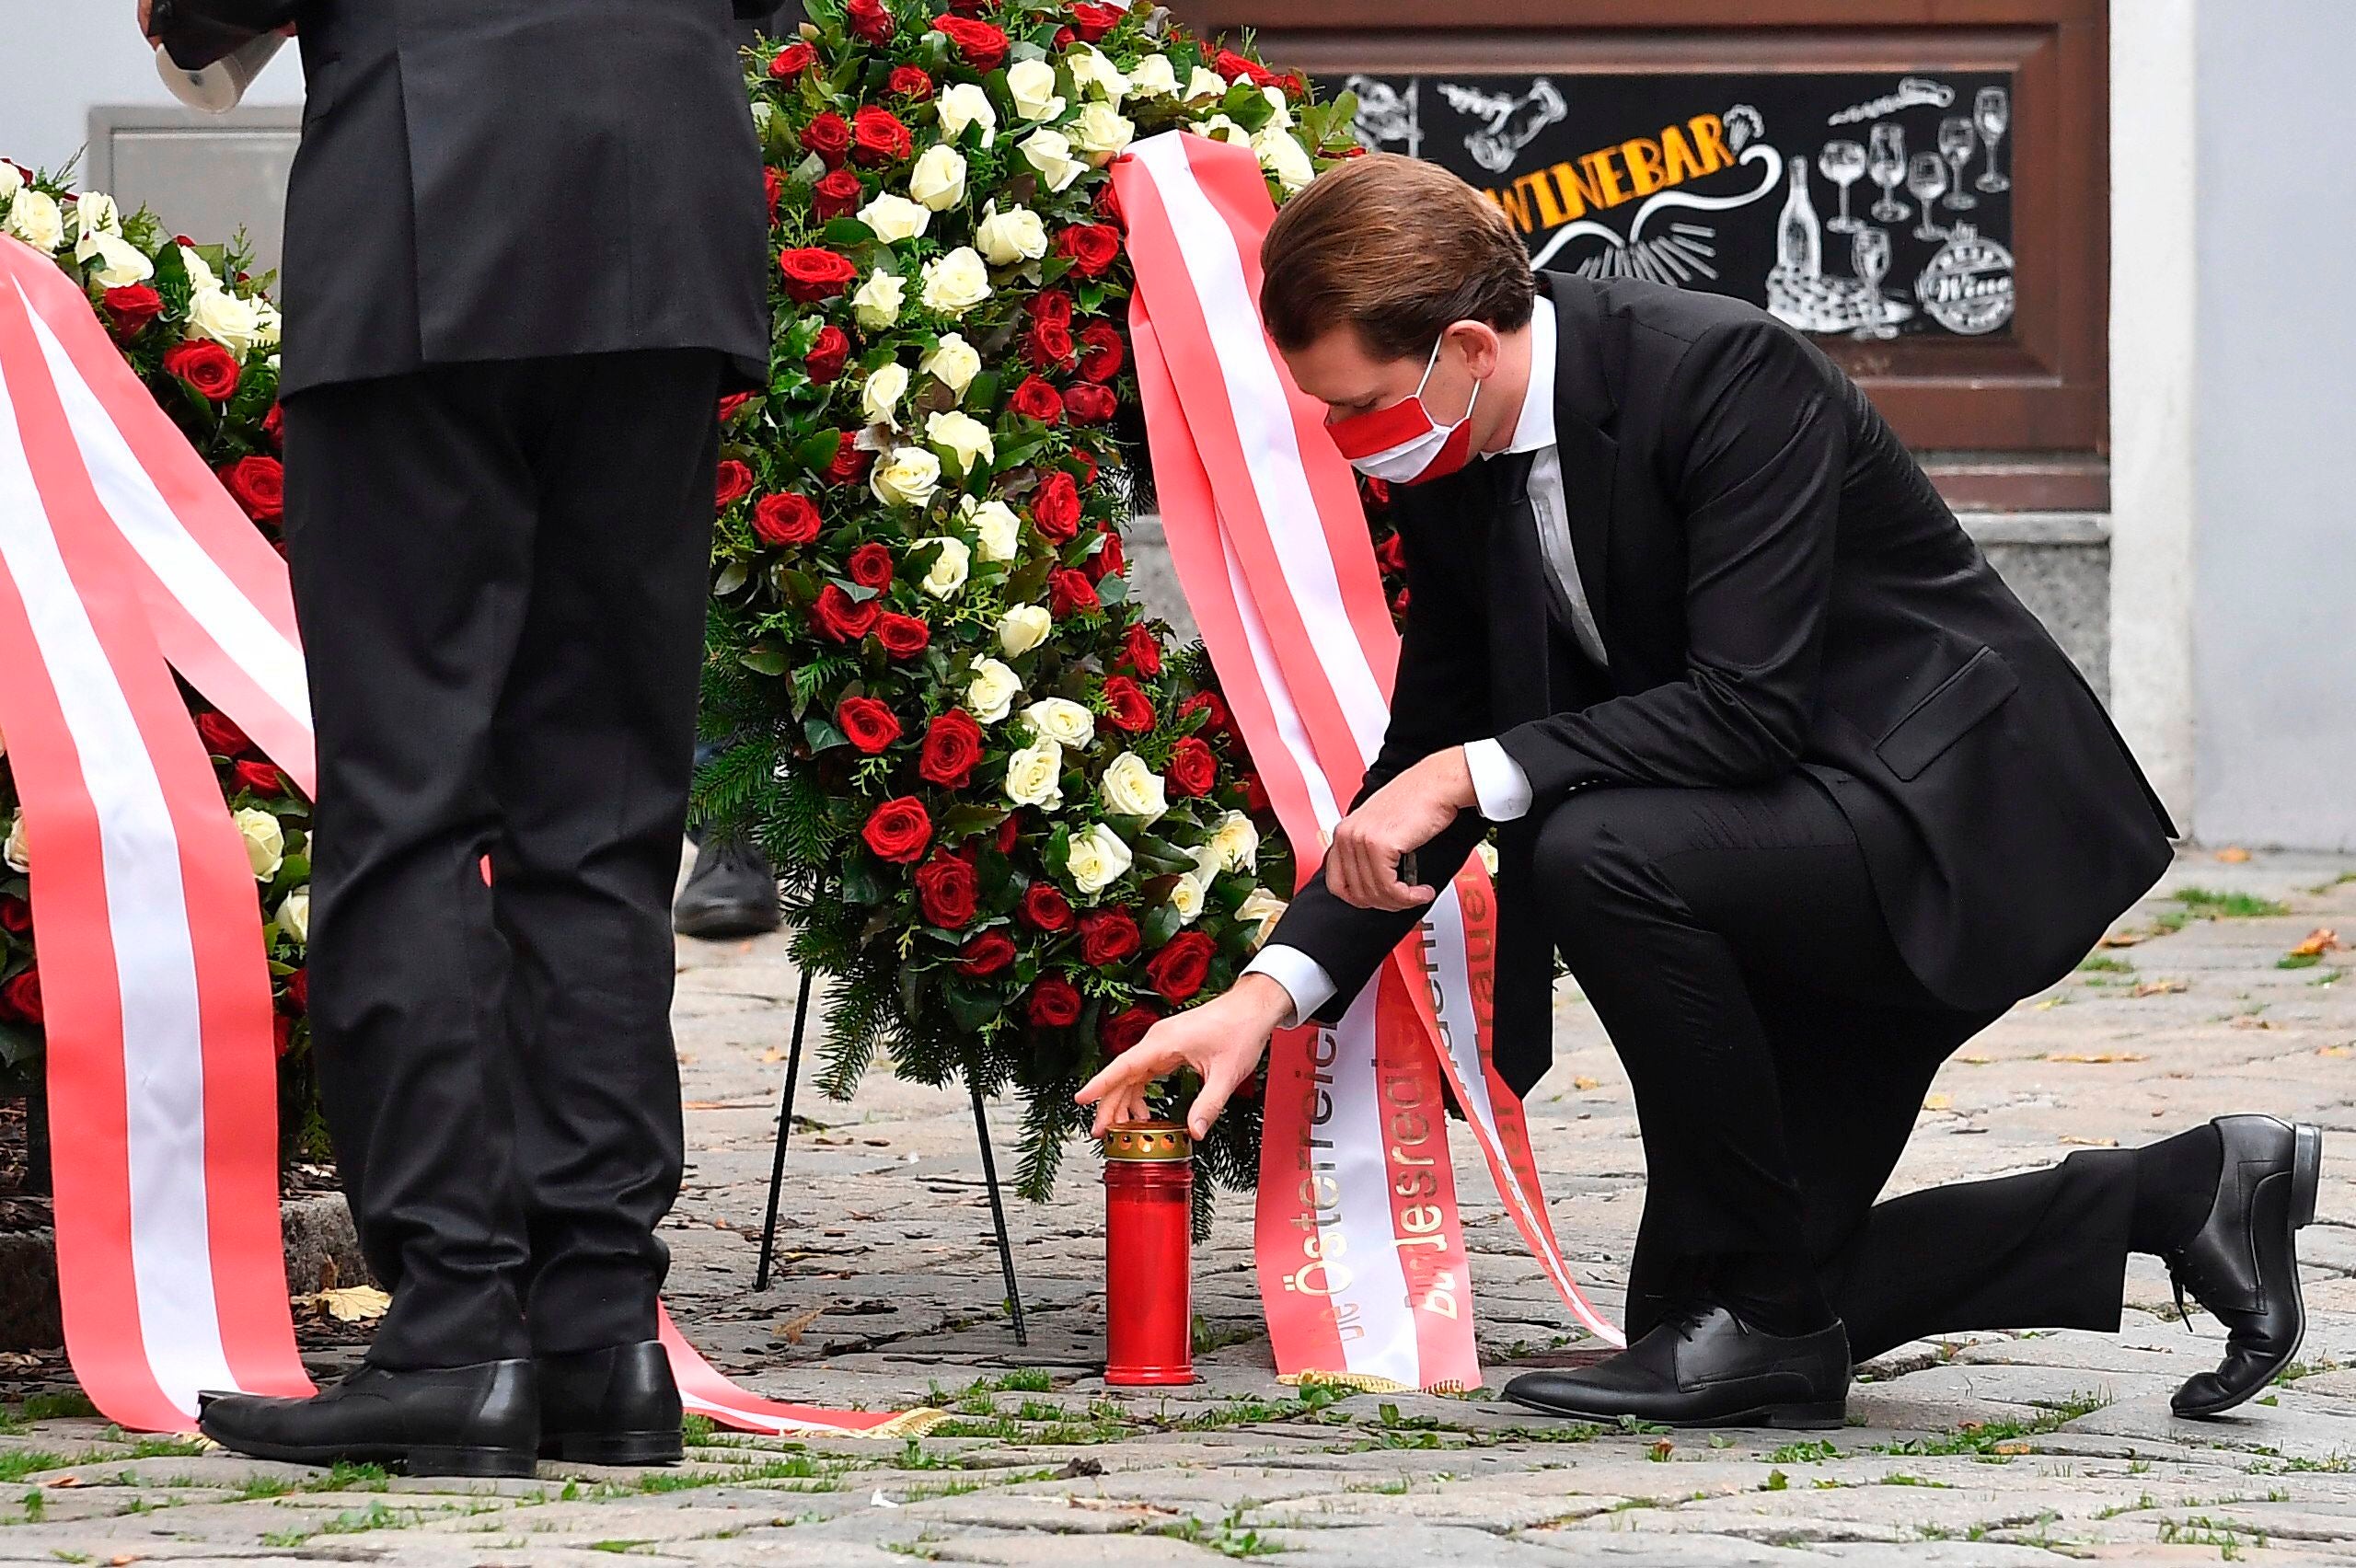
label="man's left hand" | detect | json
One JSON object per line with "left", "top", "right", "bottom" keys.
{"left": 1324, "top": 746, "right": 1475, "bottom": 910}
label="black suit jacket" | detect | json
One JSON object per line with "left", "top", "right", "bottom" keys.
{"left": 1265, "top": 271, "right": 2175, "bottom": 1097}
{"left": 279, "top": 0, "right": 771, "bottom": 397}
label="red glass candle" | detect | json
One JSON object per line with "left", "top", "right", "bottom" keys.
{"left": 1103, "top": 1121, "right": 1195, "bottom": 1386}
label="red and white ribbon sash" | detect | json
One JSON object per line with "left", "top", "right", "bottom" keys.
{"left": 0, "top": 236, "right": 929, "bottom": 1437}
{"left": 1114, "top": 134, "right": 1621, "bottom": 1392}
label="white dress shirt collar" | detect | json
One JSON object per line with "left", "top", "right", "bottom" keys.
{"left": 1496, "top": 294, "right": 1556, "bottom": 457}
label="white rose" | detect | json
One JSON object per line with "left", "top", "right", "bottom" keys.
{"left": 926, "top": 409, "right": 994, "bottom": 475}
{"left": 1100, "top": 751, "right": 1168, "bottom": 823}
{"left": 0, "top": 163, "right": 19, "bottom": 202}
{"left": 1017, "top": 128, "right": 1087, "bottom": 193}
{"left": 966, "top": 657, "right": 1023, "bottom": 723}
{"left": 72, "top": 191, "right": 121, "bottom": 259}
{"left": 1237, "top": 886, "right": 1288, "bottom": 944}
{"left": 177, "top": 244, "right": 219, "bottom": 294}
{"left": 1003, "top": 737, "right": 1065, "bottom": 812}
{"left": 1260, "top": 86, "right": 1294, "bottom": 130}
{"left": 1475, "top": 839, "right": 1500, "bottom": 875}
{"left": 234, "top": 807, "right": 285, "bottom": 881}
{"left": 856, "top": 190, "right": 930, "bottom": 243}
{"left": 1128, "top": 53, "right": 1180, "bottom": 100}
{"left": 3, "top": 811, "right": 28, "bottom": 873}
{"left": 1007, "top": 59, "right": 1067, "bottom": 122}
{"left": 274, "top": 888, "right": 309, "bottom": 947}
{"left": 907, "top": 144, "right": 967, "bottom": 212}
{"left": 4, "top": 190, "right": 64, "bottom": 253}
{"left": 1254, "top": 127, "right": 1316, "bottom": 194}
{"left": 1210, "top": 809, "right": 1260, "bottom": 872}
{"left": 975, "top": 202, "right": 1048, "bottom": 266}
{"left": 1022, "top": 698, "right": 1095, "bottom": 750}
{"left": 1068, "top": 47, "right": 1130, "bottom": 104}
{"left": 1068, "top": 103, "right": 1135, "bottom": 161}
{"left": 916, "top": 534, "right": 971, "bottom": 597}
{"left": 1195, "top": 113, "right": 1251, "bottom": 146}
{"left": 860, "top": 361, "right": 910, "bottom": 425}
{"left": 1166, "top": 873, "right": 1206, "bottom": 926}
{"left": 937, "top": 82, "right": 999, "bottom": 148}
{"left": 1187, "top": 841, "right": 1225, "bottom": 884}
{"left": 82, "top": 231, "right": 154, "bottom": 289}
{"left": 1066, "top": 824, "right": 1134, "bottom": 896}
{"left": 870, "top": 446, "right": 942, "bottom": 509}
{"left": 919, "top": 247, "right": 992, "bottom": 316}
{"left": 997, "top": 601, "right": 1052, "bottom": 654}
{"left": 248, "top": 297, "right": 282, "bottom": 349}
{"left": 969, "top": 500, "right": 1022, "bottom": 563}
{"left": 1184, "top": 64, "right": 1229, "bottom": 102}
{"left": 921, "top": 332, "right": 981, "bottom": 394}
{"left": 852, "top": 270, "right": 907, "bottom": 331}
{"left": 189, "top": 287, "right": 264, "bottom": 355}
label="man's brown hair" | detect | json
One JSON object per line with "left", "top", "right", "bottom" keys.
{"left": 1259, "top": 153, "right": 1536, "bottom": 360}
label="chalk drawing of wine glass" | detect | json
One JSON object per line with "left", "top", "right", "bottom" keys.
{"left": 1867, "top": 123, "right": 1910, "bottom": 223}
{"left": 1907, "top": 153, "right": 1949, "bottom": 239}
{"left": 1937, "top": 117, "right": 1979, "bottom": 210}
{"left": 1975, "top": 86, "right": 2012, "bottom": 192}
{"left": 1852, "top": 225, "right": 1899, "bottom": 340}
{"left": 1820, "top": 140, "right": 1867, "bottom": 234}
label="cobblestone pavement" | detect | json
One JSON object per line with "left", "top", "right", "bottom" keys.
{"left": 8, "top": 847, "right": 2356, "bottom": 1563}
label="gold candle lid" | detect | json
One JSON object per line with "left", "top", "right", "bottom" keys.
{"left": 1103, "top": 1121, "right": 1192, "bottom": 1161}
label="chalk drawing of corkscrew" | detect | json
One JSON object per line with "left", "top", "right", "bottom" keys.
{"left": 1438, "top": 79, "right": 1569, "bottom": 174}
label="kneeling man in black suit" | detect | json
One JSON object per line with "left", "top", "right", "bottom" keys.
{"left": 1080, "top": 154, "right": 2319, "bottom": 1429}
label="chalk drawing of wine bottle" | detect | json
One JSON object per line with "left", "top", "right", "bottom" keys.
{"left": 1777, "top": 155, "right": 1823, "bottom": 279}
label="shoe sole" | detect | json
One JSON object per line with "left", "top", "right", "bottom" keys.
{"left": 195, "top": 1424, "right": 537, "bottom": 1479}
{"left": 540, "top": 1431, "right": 686, "bottom": 1466}
{"left": 2175, "top": 1120, "right": 2322, "bottom": 1420}
{"left": 672, "top": 902, "right": 782, "bottom": 940}
{"left": 1505, "top": 1393, "right": 1846, "bottom": 1431}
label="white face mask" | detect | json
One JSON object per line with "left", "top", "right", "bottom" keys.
{"left": 1325, "top": 334, "right": 1484, "bottom": 486}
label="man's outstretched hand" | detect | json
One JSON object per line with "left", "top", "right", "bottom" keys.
{"left": 1323, "top": 745, "right": 1476, "bottom": 911}
{"left": 1077, "top": 974, "right": 1294, "bottom": 1140}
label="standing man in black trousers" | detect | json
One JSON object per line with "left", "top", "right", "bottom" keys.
{"left": 1081, "top": 155, "right": 2322, "bottom": 1429}
{"left": 175, "top": 0, "right": 774, "bottom": 1475}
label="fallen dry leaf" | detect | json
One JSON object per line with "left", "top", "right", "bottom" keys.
{"left": 1649, "top": 1438, "right": 1675, "bottom": 1462}
{"left": 46, "top": 1474, "right": 84, "bottom": 1488}
{"left": 2045, "top": 1052, "right": 2148, "bottom": 1064}
{"left": 2290, "top": 928, "right": 2342, "bottom": 958}
{"left": 772, "top": 1307, "right": 825, "bottom": 1344}
{"left": 2098, "top": 930, "right": 2144, "bottom": 949}
{"left": 1922, "top": 1094, "right": 1953, "bottom": 1112}
{"left": 2061, "top": 1136, "right": 2118, "bottom": 1147}
{"left": 2131, "top": 979, "right": 2189, "bottom": 997}
{"left": 2232, "top": 1016, "right": 2278, "bottom": 1031}
{"left": 111, "top": 1556, "right": 141, "bottom": 1567}
{"left": 2321, "top": 1044, "right": 2352, "bottom": 1057}
{"left": 1993, "top": 1441, "right": 2034, "bottom": 1455}
{"left": 2215, "top": 847, "right": 2253, "bottom": 863}
{"left": 1955, "top": 1054, "right": 1992, "bottom": 1065}
{"left": 308, "top": 1285, "right": 390, "bottom": 1323}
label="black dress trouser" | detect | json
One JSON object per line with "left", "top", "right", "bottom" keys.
{"left": 282, "top": 350, "right": 725, "bottom": 1368}
{"left": 1534, "top": 773, "right": 2139, "bottom": 1363}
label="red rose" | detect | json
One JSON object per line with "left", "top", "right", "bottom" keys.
{"left": 946, "top": 0, "right": 991, "bottom": 14}
{"left": 1215, "top": 49, "right": 1277, "bottom": 87}
{"left": 1032, "top": 469, "right": 1081, "bottom": 538}
{"left": 824, "top": 432, "right": 873, "bottom": 486}
{"left": 811, "top": 582, "right": 881, "bottom": 642}
{"left": 1167, "top": 735, "right": 1218, "bottom": 797}
{"left": 811, "top": 167, "right": 864, "bottom": 220}
{"left": 1026, "top": 974, "right": 1082, "bottom": 1028}
{"left": 1022, "top": 882, "right": 1074, "bottom": 931}
{"left": 752, "top": 491, "right": 821, "bottom": 547}
{"left": 768, "top": 40, "right": 815, "bottom": 78}
{"left": 836, "top": 695, "right": 903, "bottom": 755}
{"left": 1374, "top": 531, "right": 1408, "bottom": 575}
{"left": 1392, "top": 587, "right": 1412, "bottom": 618}
{"left": 916, "top": 852, "right": 980, "bottom": 928}
{"left": 957, "top": 929, "right": 1017, "bottom": 976}
{"left": 1008, "top": 375, "right": 1064, "bottom": 425}
{"left": 1101, "top": 674, "right": 1154, "bottom": 732}
{"left": 763, "top": 166, "right": 784, "bottom": 223}
{"left": 163, "top": 339, "right": 240, "bottom": 401}
{"left": 804, "top": 323, "right": 852, "bottom": 382}
{"left": 272, "top": 1013, "right": 294, "bottom": 1058}
{"left": 888, "top": 64, "right": 934, "bottom": 100}
{"left": 851, "top": 107, "right": 914, "bottom": 167}
{"left": 1094, "top": 180, "right": 1125, "bottom": 228}
{"left": 1145, "top": 931, "right": 1217, "bottom": 1002}
{"left": 918, "top": 709, "right": 983, "bottom": 787}
{"left": 103, "top": 283, "right": 164, "bottom": 339}
{"left": 1078, "top": 906, "right": 1140, "bottom": 967}
{"left": 1068, "top": 448, "right": 1099, "bottom": 488}
{"left": 234, "top": 758, "right": 285, "bottom": 795}
{"left": 1049, "top": 568, "right": 1100, "bottom": 617}
{"left": 1055, "top": 223, "right": 1121, "bottom": 277}
{"left": 862, "top": 796, "right": 933, "bottom": 863}
{"left": 931, "top": 14, "right": 1011, "bottom": 68}
{"left": 261, "top": 401, "right": 284, "bottom": 448}
{"left": 1101, "top": 1005, "right": 1158, "bottom": 1055}
{"left": 847, "top": 541, "right": 895, "bottom": 589}
{"left": 1085, "top": 529, "right": 1124, "bottom": 583}
{"left": 1180, "top": 689, "right": 1230, "bottom": 735}
{"left": 0, "top": 897, "right": 30, "bottom": 936}
{"left": 196, "top": 710, "right": 251, "bottom": 756}
{"left": 779, "top": 248, "right": 859, "bottom": 303}
{"left": 283, "top": 966, "right": 308, "bottom": 1014}
{"left": 1069, "top": 1, "right": 1126, "bottom": 42}
{"left": 876, "top": 611, "right": 931, "bottom": 659}
{"left": 217, "top": 455, "right": 283, "bottom": 524}
{"left": 1361, "top": 474, "right": 1392, "bottom": 507}
{"left": 3, "top": 967, "right": 41, "bottom": 1025}
{"left": 1023, "top": 317, "right": 1075, "bottom": 371}
{"left": 1030, "top": 290, "right": 1075, "bottom": 327}
{"left": 801, "top": 110, "right": 852, "bottom": 167}
{"left": 1119, "top": 621, "right": 1161, "bottom": 676}
{"left": 995, "top": 813, "right": 1022, "bottom": 853}
{"left": 1242, "top": 771, "right": 1270, "bottom": 813}
{"left": 719, "top": 391, "right": 756, "bottom": 424}
{"left": 1063, "top": 384, "right": 1118, "bottom": 426}
{"left": 1077, "top": 322, "right": 1125, "bottom": 382}
{"left": 1053, "top": 24, "right": 1076, "bottom": 46}
{"left": 847, "top": 0, "right": 895, "bottom": 42}
{"left": 714, "top": 458, "right": 755, "bottom": 511}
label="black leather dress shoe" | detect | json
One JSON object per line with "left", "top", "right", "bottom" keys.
{"left": 538, "top": 1340, "right": 684, "bottom": 1465}
{"left": 2166, "top": 1114, "right": 2324, "bottom": 1419}
{"left": 672, "top": 837, "right": 780, "bottom": 940}
{"left": 1504, "top": 1305, "right": 1850, "bottom": 1429}
{"left": 197, "top": 1359, "right": 537, "bottom": 1478}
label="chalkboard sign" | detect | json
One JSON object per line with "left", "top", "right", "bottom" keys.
{"left": 1333, "top": 71, "right": 2018, "bottom": 340}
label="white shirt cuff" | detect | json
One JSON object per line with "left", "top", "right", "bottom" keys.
{"left": 1241, "top": 945, "right": 1337, "bottom": 1029}
{"left": 1463, "top": 737, "right": 1534, "bottom": 822}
